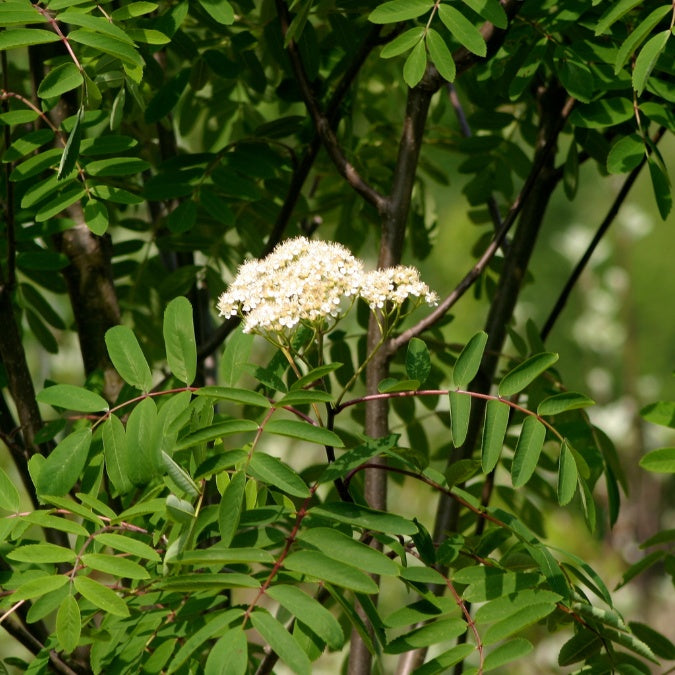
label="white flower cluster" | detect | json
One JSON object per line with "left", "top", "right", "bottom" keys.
{"left": 217, "top": 237, "right": 437, "bottom": 336}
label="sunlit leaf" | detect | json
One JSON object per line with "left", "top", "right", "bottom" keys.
{"left": 73, "top": 576, "right": 129, "bottom": 617}
{"left": 264, "top": 419, "right": 344, "bottom": 447}
{"left": 267, "top": 584, "right": 345, "bottom": 649}
{"left": 403, "top": 40, "right": 427, "bottom": 88}
{"left": 481, "top": 399, "right": 510, "bottom": 472}
{"left": 449, "top": 391, "right": 471, "bottom": 447}
{"left": 36, "top": 429, "right": 92, "bottom": 497}
{"left": 36, "top": 384, "right": 108, "bottom": 413}
{"left": 438, "top": 4, "right": 486, "bottom": 56}
{"left": 369, "top": 0, "right": 434, "bottom": 23}
{"left": 250, "top": 610, "right": 311, "bottom": 675}
{"left": 56, "top": 594, "right": 80, "bottom": 654}
{"left": 639, "top": 447, "right": 675, "bottom": 473}
{"left": 406, "top": 337, "right": 431, "bottom": 384}
{"left": 249, "top": 453, "right": 310, "bottom": 498}
{"left": 557, "top": 440, "right": 578, "bottom": 505}
{"left": 511, "top": 416, "right": 546, "bottom": 487}
{"left": 105, "top": 325, "right": 153, "bottom": 391}
{"left": 298, "top": 527, "right": 399, "bottom": 576}
{"left": 284, "top": 550, "right": 379, "bottom": 593}
{"left": 499, "top": 353, "right": 559, "bottom": 397}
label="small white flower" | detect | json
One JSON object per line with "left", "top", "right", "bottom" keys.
{"left": 217, "top": 237, "right": 437, "bottom": 338}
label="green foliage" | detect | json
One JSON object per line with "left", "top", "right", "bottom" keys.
{"left": 1, "top": 0, "right": 673, "bottom": 673}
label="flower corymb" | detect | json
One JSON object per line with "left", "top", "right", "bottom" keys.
{"left": 217, "top": 237, "right": 437, "bottom": 337}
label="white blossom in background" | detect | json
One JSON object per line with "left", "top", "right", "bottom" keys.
{"left": 360, "top": 266, "right": 438, "bottom": 310}
{"left": 217, "top": 237, "right": 437, "bottom": 338}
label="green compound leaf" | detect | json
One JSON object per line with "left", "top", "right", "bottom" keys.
{"left": 163, "top": 296, "right": 197, "bottom": 385}
{"left": 37, "top": 62, "right": 83, "bottom": 99}
{"left": 416, "top": 643, "right": 475, "bottom": 675}
{"left": 14, "top": 574, "right": 69, "bottom": 601}
{"left": 102, "top": 415, "right": 133, "bottom": 494}
{"left": 633, "top": 30, "right": 670, "bottom": 96}
{"left": 197, "top": 0, "right": 234, "bottom": 25}
{"left": 569, "top": 97, "right": 634, "bottom": 129}
{"left": 8, "top": 543, "right": 77, "bottom": 563}
{"left": 36, "top": 429, "right": 92, "bottom": 497}
{"left": 537, "top": 392, "right": 595, "bottom": 416}
{"left": 640, "top": 400, "right": 675, "bottom": 428}
{"left": 614, "top": 6, "right": 671, "bottom": 74}
{"left": 250, "top": 609, "right": 311, "bottom": 675}
{"left": 81, "top": 553, "right": 150, "bottom": 580}
{"left": 276, "top": 390, "right": 334, "bottom": 406}
{"left": 474, "top": 589, "right": 562, "bottom": 624}
{"left": 57, "top": 107, "right": 82, "bottom": 180}
{"left": 310, "top": 502, "right": 418, "bottom": 534}
{"left": 381, "top": 27, "right": 425, "bottom": 59}
{"left": 595, "top": 0, "right": 647, "bottom": 35}
{"left": 499, "top": 352, "right": 559, "bottom": 397}
{"left": 629, "top": 621, "right": 675, "bottom": 660}
{"left": 249, "top": 453, "right": 310, "bottom": 498}
{"left": 406, "top": 337, "right": 431, "bottom": 384}
{"left": 0, "top": 3, "right": 45, "bottom": 26}
{"left": 558, "top": 629, "right": 602, "bottom": 666}
{"left": 449, "top": 390, "right": 471, "bottom": 447}
{"left": 0, "top": 465, "right": 20, "bottom": 512}
{"left": 0, "top": 28, "right": 60, "bottom": 50}
{"left": 511, "top": 416, "right": 547, "bottom": 488}
{"left": 83, "top": 198, "right": 109, "bottom": 235}
{"left": 319, "top": 434, "right": 398, "bottom": 483}
{"left": 403, "top": 39, "right": 427, "bottom": 88}
{"left": 196, "top": 386, "right": 270, "bottom": 408}
{"left": 481, "top": 399, "right": 510, "bottom": 472}
{"left": 557, "top": 440, "right": 578, "bottom": 505}
{"left": 218, "top": 470, "right": 246, "bottom": 547}
{"left": 175, "top": 419, "right": 259, "bottom": 451}
{"left": 639, "top": 447, "right": 675, "bottom": 473}
{"left": 85, "top": 156, "right": 151, "bottom": 177}
{"left": 264, "top": 419, "right": 344, "bottom": 447}
{"left": 284, "top": 550, "right": 379, "bottom": 594}
{"left": 93, "top": 533, "right": 160, "bottom": 561}
{"left": 369, "top": 0, "right": 434, "bottom": 24}
{"left": 162, "top": 450, "right": 200, "bottom": 497}
{"left": 298, "top": 527, "right": 399, "bottom": 576}
{"left": 68, "top": 29, "right": 144, "bottom": 68}
{"left": 73, "top": 575, "right": 129, "bottom": 617}
{"left": 453, "top": 331, "right": 487, "bottom": 388}
{"left": 125, "top": 396, "right": 159, "bottom": 485}
{"left": 426, "top": 28, "right": 456, "bottom": 83}
{"left": 438, "top": 4, "right": 486, "bottom": 56}
{"left": 56, "top": 594, "right": 81, "bottom": 654}
{"left": 483, "top": 638, "right": 533, "bottom": 672}
{"left": 167, "top": 609, "right": 244, "bottom": 674}
{"left": 205, "top": 627, "right": 247, "bottom": 675}
{"left": 483, "top": 602, "right": 557, "bottom": 645}
{"left": 385, "top": 618, "right": 467, "bottom": 654}
{"left": 606, "top": 134, "right": 645, "bottom": 174}
{"left": 37, "top": 384, "right": 108, "bottom": 413}
{"left": 266, "top": 584, "right": 345, "bottom": 650}
{"left": 105, "top": 325, "right": 153, "bottom": 391}
{"left": 460, "top": 0, "right": 507, "bottom": 29}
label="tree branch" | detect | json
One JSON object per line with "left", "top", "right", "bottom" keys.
{"left": 541, "top": 126, "right": 666, "bottom": 341}
{"left": 275, "top": 0, "right": 387, "bottom": 211}
{"left": 388, "top": 96, "right": 575, "bottom": 355}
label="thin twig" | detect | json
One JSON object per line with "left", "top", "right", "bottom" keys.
{"left": 447, "top": 83, "right": 507, "bottom": 251}
{"left": 275, "top": 0, "right": 387, "bottom": 211}
{"left": 541, "top": 126, "right": 666, "bottom": 341}
{"left": 388, "top": 96, "right": 575, "bottom": 355}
